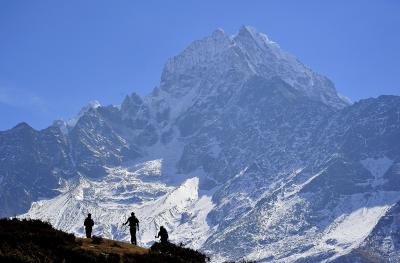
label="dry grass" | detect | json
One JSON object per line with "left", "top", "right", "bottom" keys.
{"left": 0, "top": 219, "right": 208, "bottom": 263}
{"left": 77, "top": 237, "right": 148, "bottom": 257}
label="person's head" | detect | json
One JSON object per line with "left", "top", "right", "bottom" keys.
{"left": 160, "top": 226, "right": 164, "bottom": 230}
{"left": 88, "top": 213, "right": 91, "bottom": 218}
{"left": 131, "top": 212, "right": 135, "bottom": 216}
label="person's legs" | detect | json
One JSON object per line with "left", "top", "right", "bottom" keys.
{"left": 130, "top": 228, "right": 137, "bottom": 245}
{"left": 86, "top": 227, "right": 92, "bottom": 238}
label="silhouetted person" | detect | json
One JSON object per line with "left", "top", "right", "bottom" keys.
{"left": 156, "top": 226, "right": 168, "bottom": 244}
{"left": 123, "top": 212, "right": 140, "bottom": 245}
{"left": 84, "top": 213, "right": 94, "bottom": 238}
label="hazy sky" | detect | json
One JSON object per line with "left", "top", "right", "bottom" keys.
{"left": 1, "top": 0, "right": 399, "bottom": 130}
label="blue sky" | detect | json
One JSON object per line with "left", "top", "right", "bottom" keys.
{"left": 1, "top": 0, "right": 399, "bottom": 130}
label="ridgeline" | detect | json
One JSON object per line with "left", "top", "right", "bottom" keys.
{"left": 0, "top": 218, "right": 208, "bottom": 263}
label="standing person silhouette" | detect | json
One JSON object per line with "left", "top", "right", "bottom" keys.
{"left": 123, "top": 212, "right": 140, "bottom": 245}
{"left": 84, "top": 213, "right": 94, "bottom": 238}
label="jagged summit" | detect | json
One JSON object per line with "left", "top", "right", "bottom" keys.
{"left": 159, "top": 26, "right": 348, "bottom": 109}
{"left": 235, "top": 25, "right": 276, "bottom": 46}
{"left": 52, "top": 26, "right": 348, "bottom": 132}
{"left": 211, "top": 27, "right": 225, "bottom": 37}
{"left": 67, "top": 100, "right": 102, "bottom": 127}
{"left": 11, "top": 121, "right": 34, "bottom": 131}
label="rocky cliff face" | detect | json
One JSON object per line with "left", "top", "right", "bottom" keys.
{"left": 0, "top": 123, "right": 74, "bottom": 216}
{"left": 1, "top": 26, "right": 399, "bottom": 262}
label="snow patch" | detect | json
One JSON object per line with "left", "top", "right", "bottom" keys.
{"left": 130, "top": 159, "right": 162, "bottom": 177}
{"left": 320, "top": 191, "right": 400, "bottom": 261}
{"left": 21, "top": 163, "right": 215, "bottom": 250}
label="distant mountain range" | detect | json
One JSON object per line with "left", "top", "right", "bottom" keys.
{"left": 1, "top": 26, "right": 399, "bottom": 262}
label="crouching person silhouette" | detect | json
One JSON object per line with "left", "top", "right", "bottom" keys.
{"left": 84, "top": 213, "right": 94, "bottom": 238}
{"left": 123, "top": 212, "right": 140, "bottom": 245}
{"left": 156, "top": 226, "right": 169, "bottom": 244}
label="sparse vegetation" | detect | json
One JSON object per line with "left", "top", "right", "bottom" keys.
{"left": 150, "top": 241, "right": 210, "bottom": 262}
{"left": 0, "top": 218, "right": 99, "bottom": 262}
{"left": 0, "top": 218, "right": 209, "bottom": 263}
{"left": 112, "top": 242, "right": 122, "bottom": 248}
{"left": 91, "top": 235, "right": 104, "bottom": 245}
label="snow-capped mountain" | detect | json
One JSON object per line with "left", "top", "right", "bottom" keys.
{"left": 1, "top": 26, "right": 400, "bottom": 262}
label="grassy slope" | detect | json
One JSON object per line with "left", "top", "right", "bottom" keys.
{"left": 0, "top": 218, "right": 207, "bottom": 263}
{"left": 77, "top": 237, "right": 148, "bottom": 258}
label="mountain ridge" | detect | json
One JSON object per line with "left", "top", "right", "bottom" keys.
{"left": 1, "top": 26, "right": 399, "bottom": 262}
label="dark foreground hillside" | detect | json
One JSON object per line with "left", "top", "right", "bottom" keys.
{"left": 0, "top": 218, "right": 208, "bottom": 263}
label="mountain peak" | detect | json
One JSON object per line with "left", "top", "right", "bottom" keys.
{"left": 12, "top": 122, "right": 34, "bottom": 131}
{"left": 211, "top": 28, "right": 225, "bottom": 38}
{"left": 238, "top": 25, "right": 257, "bottom": 36}
{"left": 235, "top": 25, "right": 275, "bottom": 47}
{"left": 159, "top": 26, "right": 348, "bottom": 109}
{"left": 67, "top": 100, "right": 101, "bottom": 128}
{"left": 121, "top": 92, "right": 144, "bottom": 118}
